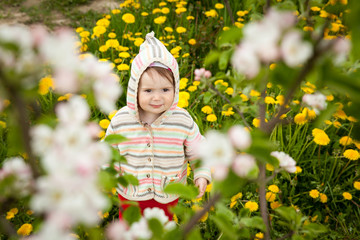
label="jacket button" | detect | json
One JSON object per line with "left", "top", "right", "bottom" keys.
{"left": 146, "top": 174, "right": 150, "bottom": 178}
{"left": 147, "top": 143, "right": 151, "bottom": 147}
{"left": 147, "top": 188, "right": 152, "bottom": 192}
{"left": 148, "top": 158, "right": 151, "bottom": 162}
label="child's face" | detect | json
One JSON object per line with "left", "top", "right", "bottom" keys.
{"left": 138, "top": 70, "right": 174, "bottom": 120}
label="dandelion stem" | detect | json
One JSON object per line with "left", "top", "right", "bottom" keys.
{"left": 258, "top": 163, "right": 271, "bottom": 240}
{"left": 334, "top": 159, "right": 351, "bottom": 184}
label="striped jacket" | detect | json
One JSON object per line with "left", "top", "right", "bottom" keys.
{"left": 105, "top": 32, "right": 211, "bottom": 203}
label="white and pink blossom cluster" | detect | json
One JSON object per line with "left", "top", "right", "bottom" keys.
{"left": 106, "top": 207, "right": 176, "bottom": 240}
{"left": 302, "top": 92, "right": 327, "bottom": 114}
{"left": 0, "top": 24, "right": 121, "bottom": 114}
{"left": 231, "top": 8, "right": 312, "bottom": 78}
{"left": 29, "top": 96, "right": 111, "bottom": 239}
{"left": 196, "top": 125, "right": 297, "bottom": 179}
{"left": 196, "top": 125, "right": 256, "bottom": 180}
{"left": 194, "top": 68, "right": 212, "bottom": 80}
{"left": 0, "top": 157, "right": 34, "bottom": 196}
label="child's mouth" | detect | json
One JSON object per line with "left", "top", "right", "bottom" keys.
{"left": 150, "top": 104, "right": 162, "bottom": 108}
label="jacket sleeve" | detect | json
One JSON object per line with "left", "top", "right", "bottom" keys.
{"left": 184, "top": 120, "right": 212, "bottom": 183}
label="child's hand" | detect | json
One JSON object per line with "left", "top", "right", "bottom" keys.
{"left": 195, "top": 177, "right": 208, "bottom": 198}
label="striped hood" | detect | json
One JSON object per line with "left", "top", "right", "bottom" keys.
{"left": 126, "top": 32, "right": 180, "bottom": 125}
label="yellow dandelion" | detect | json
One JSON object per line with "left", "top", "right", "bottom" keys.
{"left": 207, "top": 114, "right": 217, "bottom": 122}
{"left": 188, "top": 39, "right": 196, "bottom": 45}
{"left": 309, "top": 189, "right": 320, "bottom": 199}
{"left": 117, "top": 64, "right": 130, "bottom": 71}
{"left": 255, "top": 232, "right": 264, "bottom": 239}
{"left": 236, "top": 10, "right": 249, "bottom": 17}
{"left": 266, "top": 164, "right": 274, "bottom": 171}
{"left": 270, "top": 201, "right": 282, "bottom": 209}
{"left": 176, "top": 26, "right": 187, "bottom": 34}
{"left": 240, "top": 93, "right": 249, "bottom": 102}
{"left": 294, "top": 113, "right": 307, "bottom": 125}
{"left": 230, "top": 201, "right": 237, "bottom": 208}
{"left": 250, "top": 89, "right": 261, "bottom": 97}
{"left": 295, "top": 166, "right": 302, "bottom": 174}
{"left": 320, "top": 193, "right": 328, "bottom": 203}
{"left": 268, "top": 185, "right": 280, "bottom": 193}
{"left": 223, "top": 26, "right": 230, "bottom": 31}
{"left": 303, "top": 26, "right": 314, "bottom": 32}
{"left": 339, "top": 136, "right": 353, "bottom": 146}
{"left": 205, "top": 9, "right": 218, "bottom": 18}
{"left": 173, "top": 214, "right": 178, "bottom": 223}
{"left": 161, "top": 7, "right": 170, "bottom": 14}
{"left": 92, "top": 25, "right": 106, "bottom": 38}
{"left": 266, "top": 192, "right": 276, "bottom": 202}
{"left": 187, "top": 16, "right": 195, "bottom": 20}
{"left": 6, "top": 208, "right": 18, "bottom": 220}
{"left": 343, "top": 149, "right": 360, "bottom": 161}
{"left": 99, "top": 119, "right": 110, "bottom": 129}
{"left": 175, "top": 7, "right": 187, "bottom": 14}
{"left": 347, "top": 116, "right": 357, "bottom": 122}
{"left": 119, "top": 52, "right": 131, "bottom": 58}
{"left": 215, "top": 3, "right": 224, "bottom": 9}
{"left": 231, "top": 192, "right": 243, "bottom": 202}
{"left": 38, "top": 75, "right": 54, "bottom": 95}
{"left": 108, "top": 32, "right": 116, "bottom": 38}
{"left": 234, "top": 22, "right": 244, "bottom": 28}
{"left": 201, "top": 106, "right": 213, "bottom": 114}
{"left": 154, "top": 16, "right": 167, "bottom": 24}
{"left": 188, "top": 85, "right": 197, "bottom": 92}
{"left": 354, "top": 181, "right": 360, "bottom": 190}
{"left": 333, "top": 121, "right": 341, "bottom": 128}
{"left": 342, "top": 192, "right": 352, "bottom": 200}
{"left": 122, "top": 13, "right": 135, "bottom": 24}
{"left": 334, "top": 109, "right": 347, "bottom": 120}
{"left": 264, "top": 96, "right": 276, "bottom": 104}
{"left": 245, "top": 201, "right": 259, "bottom": 212}
{"left": 17, "top": 223, "right": 33, "bottom": 236}
{"left": 253, "top": 118, "right": 260, "bottom": 128}
{"left": 311, "top": 6, "right": 321, "bottom": 11}
{"left": 225, "top": 87, "right": 234, "bottom": 95}
{"left": 141, "top": 12, "right": 149, "bottom": 16}
{"left": 312, "top": 128, "right": 330, "bottom": 146}
{"left": 327, "top": 94, "right": 334, "bottom": 101}
{"left": 221, "top": 107, "right": 234, "bottom": 116}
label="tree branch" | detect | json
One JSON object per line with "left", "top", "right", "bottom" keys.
{"left": 224, "top": 0, "right": 235, "bottom": 24}
{"left": 182, "top": 192, "right": 222, "bottom": 236}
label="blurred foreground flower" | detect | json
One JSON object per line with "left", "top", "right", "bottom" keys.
{"left": 270, "top": 151, "right": 296, "bottom": 173}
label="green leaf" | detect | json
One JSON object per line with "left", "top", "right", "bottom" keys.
{"left": 111, "top": 147, "right": 127, "bottom": 163}
{"left": 187, "top": 228, "right": 202, "bottom": 240}
{"left": 218, "top": 49, "right": 233, "bottom": 70}
{"left": 123, "top": 174, "right": 139, "bottom": 186}
{"left": 104, "top": 134, "right": 128, "bottom": 144}
{"left": 239, "top": 217, "right": 267, "bottom": 232}
{"left": 98, "top": 171, "right": 117, "bottom": 191}
{"left": 214, "top": 170, "right": 247, "bottom": 198}
{"left": 217, "top": 27, "right": 243, "bottom": 47}
{"left": 275, "top": 206, "right": 297, "bottom": 223}
{"left": 204, "top": 50, "right": 221, "bottom": 67}
{"left": 210, "top": 214, "right": 238, "bottom": 239}
{"left": 148, "top": 218, "right": 164, "bottom": 238}
{"left": 313, "top": 103, "right": 337, "bottom": 128}
{"left": 123, "top": 206, "right": 141, "bottom": 225}
{"left": 164, "top": 183, "right": 198, "bottom": 200}
{"left": 302, "top": 223, "right": 328, "bottom": 235}
{"left": 203, "top": 92, "right": 213, "bottom": 104}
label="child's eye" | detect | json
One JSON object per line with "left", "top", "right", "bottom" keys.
{"left": 163, "top": 88, "right": 169, "bottom": 92}
{"left": 144, "top": 89, "right": 152, "bottom": 93}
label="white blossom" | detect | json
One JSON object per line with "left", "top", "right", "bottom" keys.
{"left": 106, "top": 220, "right": 133, "bottom": 240}
{"left": 0, "top": 157, "right": 33, "bottom": 196}
{"left": 228, "top": 125, "right": 251, "bottom": 150}
{"left": 128, "top": 217, "right": 152, "bottom": 240}
{"left": 197, "top": 131, "right": 235, "bottom": 168}
{"left": 270, "top": 151, "right": 296, "bottom": 173}
{"left": 56, "top": 96, "right": 90, "bottom": 125}
{"left": 30, "top": 124, "right": 54, "bottom": 157}
{"left": 143, "top": 207, "right": 169, "bottom": 224}
{"left": 232, "top": 154, "right": 257, "bottom": 177}
{"left": 231, "top": 43, "right": 260, "bottom": 79}
{"left": 281, "top": 30, "right": 312, "bottom": 67}
{"left": 332, "top": 37, "right": 351, "bottom": 64}
{"left": 302, "top": 92, "right": 327, "bottom": 114}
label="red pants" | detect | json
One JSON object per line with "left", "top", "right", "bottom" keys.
{"left": 118, "top": 194, "right": 178, "bottom": 221}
